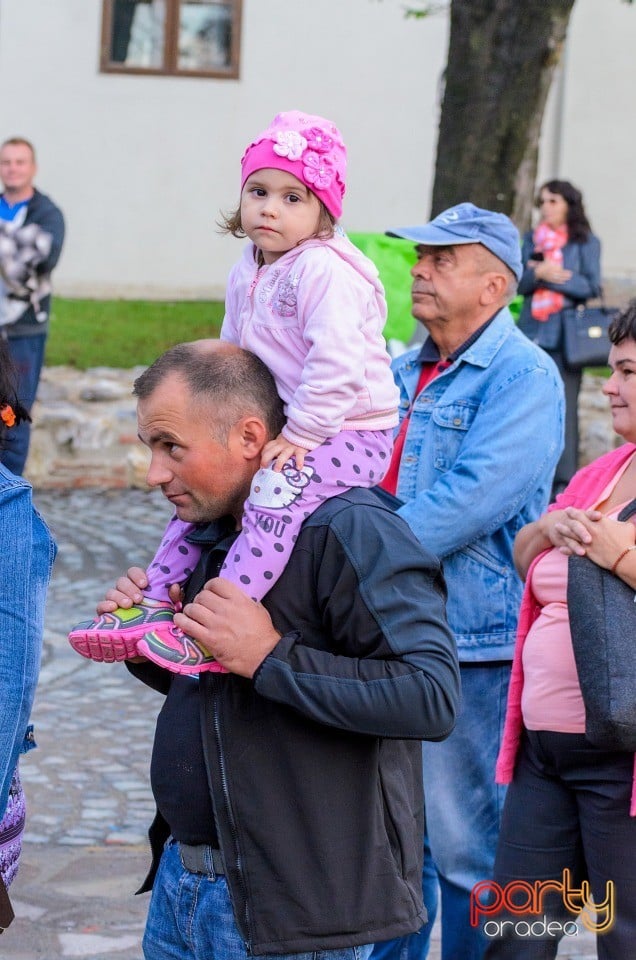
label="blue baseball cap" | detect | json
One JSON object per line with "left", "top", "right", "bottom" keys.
{"left": 387, "top": 202, "right": 523, "bottom": 282}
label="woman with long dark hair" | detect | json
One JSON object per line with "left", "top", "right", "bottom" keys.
{"left": 0, "top": 337, "right": 55, "bottom": 931}
{"left": 518, "top": 180, "right": 602, "bottom": 495}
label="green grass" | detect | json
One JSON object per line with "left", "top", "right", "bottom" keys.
{"left": 46, "top": 296, "right": 613, "bottom": 376}
{"left": 46, "top": 299, "right": 224, "bottom": 369}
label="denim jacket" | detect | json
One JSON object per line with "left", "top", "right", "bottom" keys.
{"left": 0, "top": 466, "right": 56, "bottom": 817}
{"left": 392, "top": 308, "right": 564, "bottom": 661}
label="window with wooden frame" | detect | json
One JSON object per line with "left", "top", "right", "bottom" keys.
{"left": 100, "top": 0, "right": 241, "bottom": 78}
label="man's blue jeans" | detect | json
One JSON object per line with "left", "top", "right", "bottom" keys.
{"left": 372, "top": 839, "right": 438, "bottom": 960}
{"left": 1, "top": 332, "right": 47, "bottom": 476}
{"left": 143, "top": 839, "right": 375, "bottom": 960}
{"left": 372, "top": 663, "right": 510, "bottom": 960}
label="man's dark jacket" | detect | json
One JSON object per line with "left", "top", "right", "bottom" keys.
{"left": 129, "top": 488, "right": 460, "bottom": 955}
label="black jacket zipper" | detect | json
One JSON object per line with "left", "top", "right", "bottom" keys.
{"left": 210, "top": 682, "right": 252, "bottom": 951}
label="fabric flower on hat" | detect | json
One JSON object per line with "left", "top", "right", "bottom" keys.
{"left": 304, "top": 127, "right": 334, "bottom": 154}
{"left": 303, "top": 151, "right": 334, "bottom": 190}
{"left": 241, "top": 110, "right": 347, "bottom": 218}
{"left": 273, "top": 130, "right": 307, "bottom": 161}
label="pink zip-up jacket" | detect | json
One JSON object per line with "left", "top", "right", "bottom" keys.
{"left": 495, "top": 443, "right": 636, "bottom": 814}
{"left": 220, "top": 234, "right": 399, "bottom": 450}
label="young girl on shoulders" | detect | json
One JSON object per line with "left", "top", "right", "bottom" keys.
{"left": 69, "top": 110, "right": 398, "bottom": 673}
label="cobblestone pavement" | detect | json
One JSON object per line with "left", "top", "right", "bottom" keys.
{"left": 5, "top": 489, "right": 597, "bottom": 959}
{"left": 6, "top": 488, "right": 172, "bottom": 960}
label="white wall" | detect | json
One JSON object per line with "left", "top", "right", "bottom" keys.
{"left": 530, "top": 0, "right": 636, "bottom": 285}
{"left": 0, "top": 0, "right": 633, "bottom": 297}
{"left": 556, "top": 0, "right": 636, "bottom": 280}
{"left": 0, "top": 0, "right": 448, "bottom": 297}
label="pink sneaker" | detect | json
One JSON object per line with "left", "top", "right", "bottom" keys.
{"left": 68, "top": 601, "right": 175, "bottom": 663}
{"left": 137, "top": 623, "right": 229, "bottom": 675}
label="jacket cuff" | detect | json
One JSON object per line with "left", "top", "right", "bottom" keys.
{"left": 253, "top": 632, "right": 301, "bottom": 688}
{"left": 281, "top": 424, "right": 324, "bottom": 452}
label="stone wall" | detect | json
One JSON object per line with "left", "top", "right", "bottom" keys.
{"left": 22, "top": 366, "right": 622, "bottom": 490}
{"left": 24, "top": 366, "right": 151, "bottom": 489}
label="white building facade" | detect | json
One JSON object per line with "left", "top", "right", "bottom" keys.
{"left": 0, "top": 0, "right": 632, "bottom": 298}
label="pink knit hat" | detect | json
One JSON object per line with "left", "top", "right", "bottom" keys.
{"left": 240, "top": 110, "right": 347, "bottom": 219}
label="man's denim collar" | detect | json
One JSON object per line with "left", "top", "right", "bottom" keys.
{"left": 416, "top": 307, "right": 511, "bottom": 369}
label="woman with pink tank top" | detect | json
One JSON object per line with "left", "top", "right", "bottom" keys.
{"left": 485, "top": 301, "right": 636, "bottom": 959}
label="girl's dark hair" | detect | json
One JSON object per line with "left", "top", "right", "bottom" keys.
{"left": 609, "top": 299, "right": 636, "bottom": 346}
{"left": 0, "top": 337, "right": 30, "bottom": 450}
{"left": 536, "top": 179, "right": 592, "bottom": 243}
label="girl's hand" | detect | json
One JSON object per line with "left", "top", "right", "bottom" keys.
{"left": 261, "top": 434, "right": 311, "bottom": 472}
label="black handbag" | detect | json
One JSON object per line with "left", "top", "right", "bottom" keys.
{"left": 562, "top": 302, "right": 618, "bottom": 370}
{"left": 567, "top": 498, "right": 636, "bottom": 750}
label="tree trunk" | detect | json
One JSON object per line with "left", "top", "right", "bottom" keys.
{"left": 430, "top": 0, "right": 576, "bottom": 231}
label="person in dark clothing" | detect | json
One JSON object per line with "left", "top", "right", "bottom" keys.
{"left": 89, "top": 339, "right": 460, "bottom": 960}
{"left": 0, "top": 137, "right": 65, "bottom": 475}
{"left": 517, "top": 180, "right": 601, "bottom": 496}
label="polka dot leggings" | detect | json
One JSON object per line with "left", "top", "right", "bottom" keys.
{"left": 145, "top": 429, "right": 393, "bottom": 604}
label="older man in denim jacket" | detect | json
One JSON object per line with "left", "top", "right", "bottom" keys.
{"left": 375, "top": 204, "right": 564, "bottom": 960}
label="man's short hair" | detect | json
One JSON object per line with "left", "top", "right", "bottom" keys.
{"left": 133, "top": 342, "right": 286, "bottom": 443}
{"left": 0, "top": 137, "right": 36, "bottom": 161}
{"left": 472, "top": 245, "right": 518, "bottom": 303}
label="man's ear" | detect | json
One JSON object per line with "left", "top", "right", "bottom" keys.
{"left": 479, "top": 272, "right": 509, "bottom": 307}
{"left": 233, "top": 416, "right": 269, "bottom": 462}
